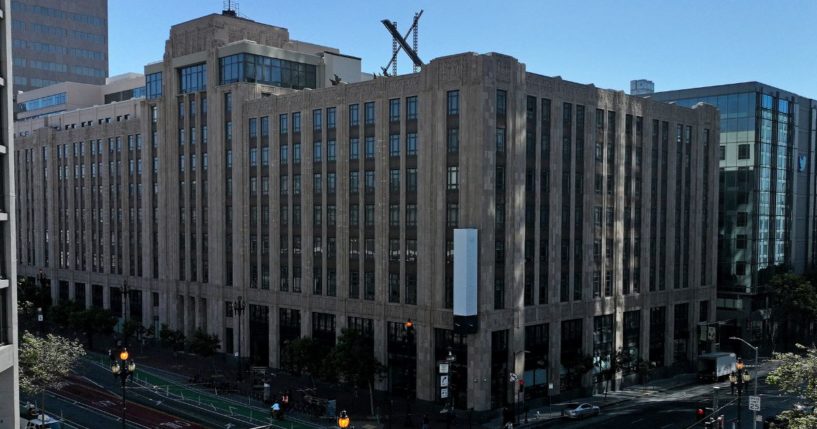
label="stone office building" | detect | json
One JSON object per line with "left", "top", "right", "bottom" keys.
{"left": 14, "top": 12, "right": 719, "bottom": 411}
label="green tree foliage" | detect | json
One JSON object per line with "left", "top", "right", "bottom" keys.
{"left": 188, "top": 328, "right": 221, "bottom": 357}
{"left": 18, "top": 331, "right": 86, "bottom": 396}
{"left": 282, "top": 337, "right": 330, "bottom": 377}
{"left": 17, "top": 277, "right": 52, "bottom": 315}
{"left": 329, "top": 329, "right": 384, "bottom": 416}
{"left": 159, "top": 324, "right": 186, "bottom": 351}
{"left": 68, "top": 307, "right": 117, "bottom": 350}
{"left": 768, "top": 274, "right": 817, "bottom": 350}
{"left": 766, "top": 345, "right": 817, "bottom": 429}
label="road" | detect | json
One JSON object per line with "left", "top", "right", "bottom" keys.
{"left": 534, "top": 375, "right": 796, "bottom": 429}
{"left": 31, "top": 357, "right": 321, "bottom": 429}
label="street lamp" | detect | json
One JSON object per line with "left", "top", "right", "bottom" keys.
{"left": 111, "top": 346, "right": 136, "bottom": 429}
{"left": 730, "top": 336, "right": 759, "bottom": 429}
{"left": 337, "top": 410, "right": 350, "bottom": 428}
{"left": 234, "top": 296, "right": 246, "bottom": 382}
{"left": 730, "top": 358, "right": 752, "bottom": 429}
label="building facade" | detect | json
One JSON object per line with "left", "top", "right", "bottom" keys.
{"left": 649, "top": 83, "right": 817, "bottom": 336}
{"left": 0, "top": 0, "right": 19, "bottom": 426}
{"left": 11, "top": 0, "right": 108, "bottom": 92}
{"left": 14, "top": 13, "right": 719, "bottom": 411}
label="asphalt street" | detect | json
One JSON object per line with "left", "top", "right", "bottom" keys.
{"left": 533, "top": 375, "right": 797, "bottom": 429}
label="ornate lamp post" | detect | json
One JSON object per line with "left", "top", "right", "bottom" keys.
{"left": 730, "top": 336, "right": 759, "bottom": 429}
{"left": 234, "top": 296, "right": 246, "bottom": 382}
{"left": 729, "top": 358, "right": 751, "bottom": 428}
{"left": 337, "top": 410, "right": 351, "bottom": 428}
{"left": 111, "top": 347, "right": 136, "bottom": 429}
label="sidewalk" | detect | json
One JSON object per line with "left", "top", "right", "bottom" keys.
{"left": 483, "top": 373, "right": 698, "bottom": 428}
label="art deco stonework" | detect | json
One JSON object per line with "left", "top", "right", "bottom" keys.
{"left": 14, "top": 12, "right": 719, "bottom": 411}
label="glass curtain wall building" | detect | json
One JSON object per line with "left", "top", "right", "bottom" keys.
{"left": 649, "top": 83, "right": 817, "bottom": 337}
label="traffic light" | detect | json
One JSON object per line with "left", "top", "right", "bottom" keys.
{"left": 696, "top": 408, "right": 705, "bottom": 418}
{"left": 518, "top": 379, "right": 525, "bottom": 393}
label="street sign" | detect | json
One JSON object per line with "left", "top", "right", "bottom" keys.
{"left": 439, "top": 363, "right": 449, "bottom": 374}
{"left": 509, "top": 372, "right": 518, "bottom": 383}
{"left": 749, "top": 395, "right": 761, "bottom": 411}
{"left": 440, "top": 375, "right": 449, "bottom": 388}
{"left": 708, "top": 327, "right": 717, "bottom": 341}
{"left": 440, "top": 387, "right": 449, "bottom": 399}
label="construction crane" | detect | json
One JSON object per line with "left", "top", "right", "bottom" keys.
{"left": 380, "top": 10, "right": 423, "bottom": 76}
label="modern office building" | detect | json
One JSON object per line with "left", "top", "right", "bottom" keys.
{"left": 0, "top": 0, "right": 19, "bottom": 426}
{"left": 11, "top": 0, "right": 108, "bottom": 92}
{"left": 15, "top": 72, "right": 144, "bottom": 122}
{"left": 648, "top": 83, "right": 817, "bottom": 338}
{"left": 14, "top": 12, "right": 719, "bottom": 411}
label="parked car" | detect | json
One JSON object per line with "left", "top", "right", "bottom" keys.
{"left": 561, "top": 403, "right": 601, "bottom": 419}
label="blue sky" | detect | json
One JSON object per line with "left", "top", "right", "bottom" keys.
{"left": 110, "top": 0, "right": 817, "bottom": 98}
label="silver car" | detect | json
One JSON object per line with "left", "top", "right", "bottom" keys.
{"left": 561, "top": 403, "right": 601, "bottom": 419}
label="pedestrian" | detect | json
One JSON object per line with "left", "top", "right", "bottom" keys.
{"left": 421, "top": 414, "right": 430, "bottom": 429}
{"left": 271, "top": 401, "right": 282, "bottom": 420}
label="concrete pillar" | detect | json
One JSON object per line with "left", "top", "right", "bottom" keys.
{"left": 416, "top": 322, "right": 434, "bottom": 402}
{"left": 102, "top": 285, "right": 110, "bottom": 310}
{"left": 469, "top": 329, "right": 492, "bottom": 411}
{"left": 268, "top": 305, "right": 279, "bottom": 368}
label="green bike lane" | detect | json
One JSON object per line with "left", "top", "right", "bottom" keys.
{"left": 85, "top": 353, "right": 324, "bottom": 429}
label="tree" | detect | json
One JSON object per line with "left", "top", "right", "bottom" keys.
{"left": 767, "top": 274, "right": 817, "bottom": 351}
{"left": 766, "top": 344, "right": 817, "bottom": 429}
{"left": 159, "top": 324, "right": 186, "bottom": 351}
{"left": 281, "top": 337, "right": 327, "bottom": 377}
{"left": 18, "top": 331, "right": 86, "bottom": 421}
{"left": 188, "top": 328, "right": 221, "bottom": 357}
{"left": 330, "top": 329, "right": 384, "bottom": 416}
{"left": 68, "top": 307, "right": 117, "bottom": 350}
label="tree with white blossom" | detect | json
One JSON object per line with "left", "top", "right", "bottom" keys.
{"left": 18, "top": 331, "right": 86, "bottom": 420}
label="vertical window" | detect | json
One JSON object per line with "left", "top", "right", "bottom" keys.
{"left": 313, "top": 109, "right": 322, "bottom": 131}
{"left": 364, "top": 101, "right": 375, "bottom": 125}
{"left": 327, "top": 107, "right": 336, "bottom": 129}
{"left": 389, "top": 134, "right": 400, "bottom": 157}
{"left": 447, "top": 166, "right": 459, "bottom": 190}
{"left": 406, "top": 132, "right": 417, "bottom": 156}
{"left": 365, "top": 137, "right": 375, "bottom": 159}
{"left": 447, "top": 128, "right": 459, "bottom": 153}
{"left": 406, "top": 96, "right": 418, "bottom": 120}
{"left": 389, "top": 98, "right": 400, "bottom": 122}
{"left": 292, "top": 112, "right": 301, "bottom": 133}
{"left": 350, "top": 138, "right": 360, "bottom": 160}
{"left": 496, "top": 90, "right": 507, "bottom": 115}
{"left": 349, "top": 104, "right": 359, "bottom": 127}
{"left": 279, "top": 114, "right": 288, "bottom": 134}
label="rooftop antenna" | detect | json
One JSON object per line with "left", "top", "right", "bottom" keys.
{"left": 222, "top": 0, "right": 238, "bottom": 17}
{"left": 412, "top": 12, "right": 420, "bottom": 73}
{"left": 381, "top": 10, "right": 423, "bottom": 76}
{"left": 391, "top": 21, "right": 398, "bottom": 76}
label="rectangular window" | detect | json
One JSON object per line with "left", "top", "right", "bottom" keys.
{"left": 390, "top": 169, "right": 400, "bottom": 193}
{"left": 365, "top": 170, "right": 375, "bottom": 193}
{"left": 365, "top": 137, "right": 375, "bottom": 159}
{"left": 327, "top": 139, "right": 336, "bottom": 162}
{"left": 313, "top": 109, "right": 322, "bottom": 131}
{"left": 279, "top": 114, "right": 288, "bottom": 134}
{"left": 349, "top": 104, "right": 359, "bottom": 127}
{"left": 389, "top": 134, "right": 400, "bottom": 157}
{"left": 364, "top": 101, "right": 375, "bottom": 125}
{"left": 313, "top": 141, "right": 322, "bottom": 162}
{"left": 389, "top": 99, "right": 400, "bottom": 122}
{"left": 327, "top": 107, "right": 336, "bottom": 129}
{"left": 447, "top": 90, "right": 460, "bottom": 115}
{"left": 406, "top": 96, "right": 418, "bottom": 120}
{"left": 407, "top": 168, "right": 417, "bottom": 192}
{"left": 407, "top": 132, "right": 417, "bottom": 156}
{"left": 447, "top": 128, "right": 459, "bottom": 153}
{"left": 350, "top": 138, "right": 360, "bottom": 160}
{"left": 496, "top": 90, "right": 507, "bottom": 115}
{"left": 738, "top": 144, "right": 750, "bottom": 160}
{"left": 447, "top": 166, "right": 459, "bottom": 190}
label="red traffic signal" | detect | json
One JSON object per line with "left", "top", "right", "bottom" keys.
{"left": 696, "top": 408, "right": 705, "bottom": 417}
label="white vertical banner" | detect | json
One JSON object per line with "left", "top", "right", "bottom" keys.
{"left": 454, "top": 229, "right": 478, "bottom": 320}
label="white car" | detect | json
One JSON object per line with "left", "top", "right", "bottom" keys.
{"left": 561, "top": 403, "right": 601, "bottom": 419}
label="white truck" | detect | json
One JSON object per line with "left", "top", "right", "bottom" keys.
{"left": 696, "top": 352, "right": 737, "bottom": 382}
